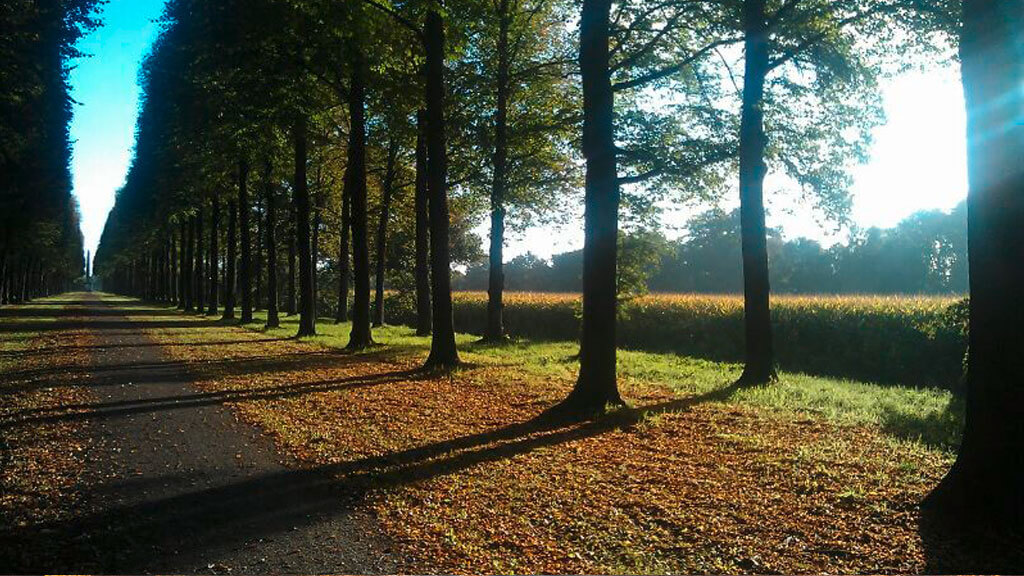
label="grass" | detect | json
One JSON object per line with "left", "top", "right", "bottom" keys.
{"left": 218, "top": 307, "right": 962, "bottom": 453}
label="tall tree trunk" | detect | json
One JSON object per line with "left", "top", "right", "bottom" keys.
{"left": 736, "top": 0, "right": 777, "bottom": 385}
{"left": 294, "top": 116, "right": 316, "bottom": 337}
{"left": 195, "top": 205, "right": 205, "bottom": 313}
{"left": 924, "top": 0, "right": 1024, "bottom": 530}
{"left": 288, "top": 211, "right": 297, "bottom": 316}
{"left": 336, "top": 165, "right": 351, "bottom": 324}
{"left": 178, "top": 220, "right": 187, "bottom": 309}
{"left": 264, "top": 158, "right": 280, "bottom": 329}
{"left": 485, "top": 0, "right": 511, "bottom": 343}
{"left": 208, "top": 197, "right": 220, "bottom": 315}
{"left": 347, "top": 43, "right": 373, "bottom": 349}
{"left": 255, "top": 198, "right": 264, "bottom": 311}
{"left": 185, "top": 216, "right": 195, "bottom": 312}
{"left": 560, "top": 0, "right": 622, "bottom": 414}
{"left": 239, "top": 158, "right": 253, "bottom": 323}
{"left": 414, "top": 109, "right": 432, "bottom": 336}
{"left": 312, "top": 193, "right": 321, "bottom": 318}
{"left": 224, "top": 198, "right": 238, "bottom": 320}
{"left": 373, "top": 135, "right": 399, "bottom": 328}
{"left": 423, "top": 10, "right": 459, "bottom": 367}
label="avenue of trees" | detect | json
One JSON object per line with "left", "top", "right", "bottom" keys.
{"left": 0, "top": 0, "right": 98, "bottom": 302}
{"left": 75, "top": 0, "right": 1022, "bottom": 530}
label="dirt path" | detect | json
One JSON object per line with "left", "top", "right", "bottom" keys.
{"left": 2, "top": 294, "right": 394, "bottom": 574}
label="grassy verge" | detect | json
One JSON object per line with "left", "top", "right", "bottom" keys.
{"left": 0, "top": 294, "right": 98, "bottom": 568}
{"left": 140, "top": 302, "right": 962, "bottom": 573}
{"left": 239, "top": 309, "right": 962, "bottom": 452}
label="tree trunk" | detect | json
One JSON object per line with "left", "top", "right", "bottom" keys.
{"left": 336, "top": 162, "right": 351, "bottom": 324}
{"left": 485, "top": 0, "right": 511, "bottom": 343}
{"left": 559, "top": 0, "right": 622, "bottom": 414}
{"left": 239, "top": 157, "right": 253, "bottom": 324}
{"left": 208, "top": 197, "right": 220, "bottom": 315}
{"left": 373, "top": 135, "right": 399, "bottom": 328}
{"left": 224, "top": 197, "right": 238, "bottom": 320}
{"left": 195, "top": 205, "right": 205, "bottom": 313}
{"left": 414, "top": 109, "right": 432, "bottom": 336}
{"left": 312, "top": 193, "right": 321, "bottom": 317}
{"left": 736, "top": 0, "right": 777, "bottom": 386}
{"left": 347, "top": 43, "right": 373, "bottom": 349}
{"left": 178, "top": 220, "right": 187, "bottom": 309}
{"left": 288, "top": 211, "right": 297, "bottom": 316}
{"left": 924, "top": 0, "right": 1024, "bottom": 531}
{"left": 423, "top": 10, "right": 459, "bottom": 368}
{"left": 255, "top": 197, "right": 264, "bottom": 311}
{"left": 265, "top": 158, "right": 280, "bottom": 329}
{"left": 294, "top": 116, "right": 316, "bottom": 337}
{"left": 185, "top": 216, "right": 195, "bottom": 312}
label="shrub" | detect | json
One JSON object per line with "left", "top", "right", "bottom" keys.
{"left": 384, "top": 292, "right": 967, "bottom": 389}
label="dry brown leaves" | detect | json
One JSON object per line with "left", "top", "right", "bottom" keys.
{"left": 150, "top": 320, "right": 951, "bottom": 574}
{"left": 0, "top": 324, "right": 96, "bottom": 537}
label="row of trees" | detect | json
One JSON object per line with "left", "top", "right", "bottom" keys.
{"left": 456, "top": 203, "right": 969, "bottom": 294}
{"left": 0, "top": 0, "right": 99, "bottom": 303}
{"left": 87, "top": 0, "right": 1024, "bottom": 529}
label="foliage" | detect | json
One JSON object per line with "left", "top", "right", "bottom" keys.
{"left": 137, "top": 299, "right": 960, "bottom": 574}
{"left": 456, "top": 203, "right": 970, "bottom": 295}
{"left": 0, "top": 0, "right": 100, "bottom": 295}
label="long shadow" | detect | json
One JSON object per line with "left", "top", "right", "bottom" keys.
{"left": 1, "top": 349, "right": 346, "bottom": 391}
{"left": 1, "top": 368, "right": 418, "bottom": 428}
{"left": 0, "top": 382, "right": 739, "bottom": 573}
{"left": 0, "top": 319, "right": 225, "bottom": 334}
{"left": 919, "top": 505, "right": 1024, "bottom": 573}
{"left": 0, "top": 308, "right": 176, "bottom": 318}
{"left": 0, "top": 337, "right": 292, "bottom": 360}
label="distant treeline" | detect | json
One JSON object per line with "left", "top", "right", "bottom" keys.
{"left": 454, "top": 204, "right": 968, "bottom": 295}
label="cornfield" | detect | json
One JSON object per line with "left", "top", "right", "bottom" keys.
{"left": 384, "top": 292, "right": 968, "bottom": 389}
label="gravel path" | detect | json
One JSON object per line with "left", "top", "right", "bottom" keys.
{"left": 8, "top": 294, "right": 396, "bottom": 574}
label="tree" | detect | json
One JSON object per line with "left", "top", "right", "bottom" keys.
{"left": 557, "top": 0, "right": 623, "bottom": 414}
{"left": 347, "top": 37, "right": 374, "bottom": 349}
{"left": 925, "top": 0, "right": 1024, "bottom": 530}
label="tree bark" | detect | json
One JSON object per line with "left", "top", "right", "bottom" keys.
{"left": 373, "top": 135, "right": 399, "bottom": 328}
{"left": 347, "top": 42, "right": 374, "bottom": 349}
{"left": 736, "top": 0, "right": 777, "bottom": 385}
{"left": 195, "top": 204, "right": 205, "bottom": 313}
{"left": 288, "top": 210, "right": 297, "bottom": 316}
{"left": 924, "top": 0, "right": 1024, "bottom": 530}
{"left": 423, "top": 10, "right": 459, "bottom": 368}
{"left": 336, "top": 161, "right": 351, "bottom": 324}
{"left": 485, "top": 0, "right": 511, "bottom": 343}
{"left": 185, "top": 216, "right": 195, "bottom": 312}
{"left": 560, "top": 0, "right": 622, "bottom": 413}
{"left": 255, "top": 196, "right": 264, "bottom": 311}
{"left": 223, "top": 198, "right": 238, "bottom": 320}
{"left": 264, "top": 158, "right": 280, "bottom": 329}
{"left": 208, "top": 197, "right": 220, "bottom": 315}
{"left": 294, "top": 116, "right": 316, "bottom": 337}
{"left": 239, "top": 157, "right": 253, "bottom": 324}
{"left": 414, "top": 109, "right": 432, "bottom": 336}
{"left": 178, "top": 220, "right": 187, "bottom": 309}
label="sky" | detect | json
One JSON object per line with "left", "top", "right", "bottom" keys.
{"left": 69, "top": 1, "right": 969, "bottom": 262}
{"left": 69, "top": 0, "right": 167, "bottom": 261}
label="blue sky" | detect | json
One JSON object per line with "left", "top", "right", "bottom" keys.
{"left": 69, "top": 1, "right": 968, "bottom": 261}
{"left": 69, "top": 0, "right": 167, "bottom": 261}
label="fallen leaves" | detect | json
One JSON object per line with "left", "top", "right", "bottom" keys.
{"left": 148, "top": 315, "right": 956, "bottom": 574}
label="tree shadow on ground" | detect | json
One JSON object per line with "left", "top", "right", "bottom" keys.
{"left": 0, "top": 374, "right": 740, "bottom": 573}
{"left": 879, "top": 396, "right": 964, "bottom": 451}
{"left": 919, "top": 505, "right": 1024, "bottom": 573}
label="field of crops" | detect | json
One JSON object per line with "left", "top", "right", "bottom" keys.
{"left": 384, "top": 292, "right": 968, "bottom": 389}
